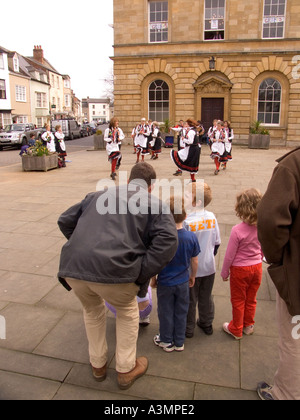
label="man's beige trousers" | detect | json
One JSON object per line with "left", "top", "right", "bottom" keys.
{"left": 66, "top": 278, "right": 139, "bottom": 373}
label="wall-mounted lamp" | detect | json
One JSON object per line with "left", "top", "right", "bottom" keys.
{"left": 209, "top": 56, "right": 216, "bottom": 70}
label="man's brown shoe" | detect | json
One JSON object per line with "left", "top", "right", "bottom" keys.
{"left": 91, "top": 363, "right": 107, "bottom": 382}
{"left": 117, "top": 357, "right": 148, "bottom": 390}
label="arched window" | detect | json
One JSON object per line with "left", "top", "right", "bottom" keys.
{"left": 258, "top": 78, "right": 281, "bottom": 124}
{"left": 149, "top": 80, "right": 169, "bottom": 122}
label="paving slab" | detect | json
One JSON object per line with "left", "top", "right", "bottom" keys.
{"left": 0, "top": 144, "right": 291, "bottom": 400}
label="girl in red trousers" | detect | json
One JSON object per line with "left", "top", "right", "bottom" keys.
{"left": 104, "top": 117, "right": 125, "bottom": 180}
{"left": 221, "top": 188, "right": 263, "bottom": 339}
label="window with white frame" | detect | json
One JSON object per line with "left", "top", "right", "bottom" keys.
{"left": 149, "top": 79, "right": 169, "bottom": 122}
{"left": 65, "top": 94, "right": 71, "bottom": 107}
{"left": 64, "top": 79, "right": 70, "bottom": 88}
{"left": 149, "top": 1, "right": 168, "bottom": 43}
{"left": 36, "top": 92, "right": 47, "bottom": 108}
{"left": 258, "top": 78, "right": 281, "bottom": 125}
{"left": 16, "top": 116, "right": 28, "bottom": 123}
{"left": 13, "top": 57, "right": 19, "bottom": 72}
{"left": 0, "top": 79, "right": 6, "bottom": 99}
{"left": 1, "top": 113, "right": 11, "bottom": 126}
{"left": 0, "top": 54, "right": 4, "bottom": 69}
{"left": 16, "top": 85, "right": 26, "bottom": 102}
{"left": 204, "top": 0, "right": 225, "bottom": 40}
{"left": 263, "top": 0, "right": 286, "bottom": 39}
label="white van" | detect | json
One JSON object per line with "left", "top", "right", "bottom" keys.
{"left": 52, "top": 119, "right": 81, "bottom": 140}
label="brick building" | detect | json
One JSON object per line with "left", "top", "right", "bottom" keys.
{"left": 112, "top": 0, "right": 300, "bottom": 146}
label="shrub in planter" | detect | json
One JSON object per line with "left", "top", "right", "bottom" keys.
{"left": 22, "top": 140, "right": 58, "bottom": 172}
{"left": 160, "top": 118, "right": 174, "bottom": 148}
{"left": 248, "top": 121, "right": 270, "bottom": 149}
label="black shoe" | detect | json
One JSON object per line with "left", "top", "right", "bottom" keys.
{"left": 197, "top": 321, "right": 213, "bottom": 335}
{"left": 185, "top": 331, "right": 194, "bottom": 338}
{"left": 173, "top": 170, "right": 182, "bottom": 176}
{"left": 110, "top": 172, "right": 117, "bottom": 181}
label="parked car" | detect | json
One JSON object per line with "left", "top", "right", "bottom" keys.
{"left": 51, "top": 119, "right": 81, "bottom": 140}
{"left": 0, "top": 123, "right": 43, "bottom": 150}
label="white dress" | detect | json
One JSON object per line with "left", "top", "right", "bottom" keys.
{"left": 210, "top": 129, "right": 225, "bottom": 159}
{"left": 54, "top": 131, "right": 66, "bottom": 152}
{"left": 134, "top": 124, "right": 150, "bottom": 153}
{"left": 42, "top": 130, "right": 56, "bottom": 153}
{"left": 104, "top": 127, "right": 124, "bottom": 157}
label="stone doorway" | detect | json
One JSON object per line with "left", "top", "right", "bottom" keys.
{"left": 194, "top": 71, "right": 232, "bottom": 132}
{"left": 201, "top": 98, "right": 224, "bottom": 132}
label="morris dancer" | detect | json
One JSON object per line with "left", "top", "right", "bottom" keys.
{"left": 134, "top": 118, "right": 150, "bottom": 163}
{"left": 131, "top": 124, "right": 137, "bottom": 154}
{"left": 171, "top": 119, "right": 201, "bottom": 183}
{"left": 210, "top": 120, "right": 226, "bottom": 175}
{"left": 41, "top": 124, "right": 55, "bottom": 152}
{"left": 104, "top": 117, "right": 124, "bottom": 181}
{"left": 150, "top": 121, "right": 162, "bottom": 160}
{"left": 207, "top": 119, "right": 218, "bottom": 148}
{"left": 222, "top": 121, "right": 234, "bottom": 170}
{"left": 171, "top": 121, "right": 188, "bottom": 176}
{"left": 54, "top": 124, "right": 67, "bottom": 167}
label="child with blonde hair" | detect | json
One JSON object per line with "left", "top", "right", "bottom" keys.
{"left": 221, "top": 188, "right": 263, "bottom": 339}
{"left": 184, "top": 181, "right": 221, "bottom": 337}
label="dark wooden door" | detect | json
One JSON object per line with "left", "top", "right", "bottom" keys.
{"left": 201, "top": 98, "right": 224, "bottom": 133}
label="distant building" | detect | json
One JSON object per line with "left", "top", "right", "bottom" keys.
{"left": 113, "top": 0, "right": 300, "bottom": 146}
{"left": 26, "top": 46, "right": 64, "bottom": 121}
{"left": 72, "top": 93, "right": 83, "bottom": 124}
{"left": 0, "top": 46, "right": 12, "bottom": 127}
{"left": 8, "top": 52, "right": 33, "bottom": 124}
{"left": 82, "top": 97, "right": 110, "bottom": 123}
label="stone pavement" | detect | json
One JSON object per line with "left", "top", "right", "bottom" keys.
{"left": 0, "top": 143, "right": 293, "bottom": 400}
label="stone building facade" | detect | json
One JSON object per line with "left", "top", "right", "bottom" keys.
{"left": 112, "top": 0, "right": 300, "bottom": 146}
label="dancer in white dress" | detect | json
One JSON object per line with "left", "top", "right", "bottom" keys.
{"left": 210, "top": 120, "right": 226, "bottom": 175}
{"left": 104, "top": 117, "right": 125, "bottom": 181}
{"left": 134, "top": 118, "right": 150, "bottom": 163}
{"left": 41, "top": 124, "right": 56, "bottom": 153}
{"left": 171, "top": 119, "right": 201, "bottom": 183}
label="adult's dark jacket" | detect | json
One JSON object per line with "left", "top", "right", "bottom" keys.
{"left": 57, "top": 180, "right": 178, "bottom": 297}
{"left": 257, "top": 147, "right": 300, "bottom": 316}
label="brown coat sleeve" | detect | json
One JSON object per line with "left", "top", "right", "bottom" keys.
{"left": 257, "top": 165, "right": 299, "bottom": 264}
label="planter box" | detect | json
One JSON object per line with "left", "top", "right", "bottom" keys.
{"left": 94, "top": 134, "right": 105, "bottom": 150}
{"left": 22, "top": 154, "right": 58, "bottom": 172}
{"left": 248, "top": 134, "right": 270, "bottom": 150}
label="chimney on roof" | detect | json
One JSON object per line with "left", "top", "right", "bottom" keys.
{"left": 33, "top": 45, "right": 44, "bottom": 64}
